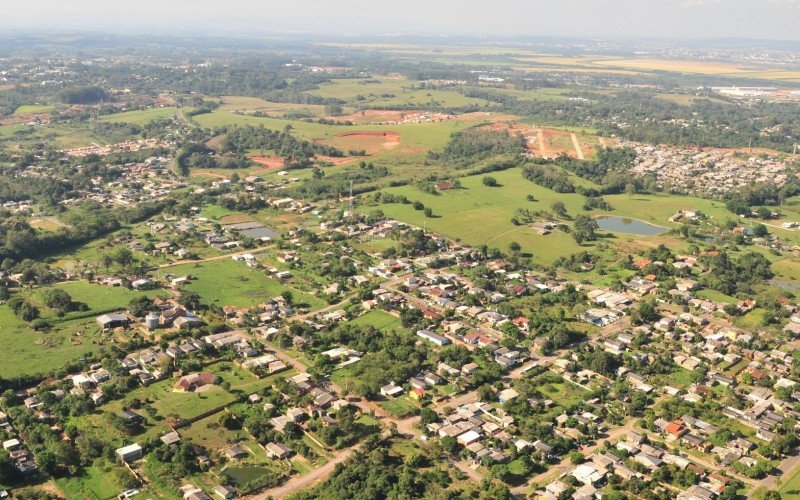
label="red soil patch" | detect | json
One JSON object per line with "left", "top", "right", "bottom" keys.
{"left": 219, "top": 214, "right": 254, "bottom": 225}
{"left": 313, "top": 130, "right": 401, "bottom": 156}
{"left": 336, "top": 131, "right": 400, "bottom": 147}
{"left": 249, "top": 156, "right": 285, "bottom": 169}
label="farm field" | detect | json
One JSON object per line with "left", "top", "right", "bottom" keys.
{"left": 163, "top": 259, "right": 325, "bottom": 310}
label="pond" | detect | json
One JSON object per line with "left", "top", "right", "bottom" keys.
{"left": 595, "top": 216, "right": 669, "bottom": 236}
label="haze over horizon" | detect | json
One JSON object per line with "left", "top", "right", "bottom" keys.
{"left": 4, "top": 0, "right": 800, "bottom": 42}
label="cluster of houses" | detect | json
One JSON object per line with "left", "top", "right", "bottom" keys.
{"left": 539, "top": 429, "right": 735, "bottom": 500}
{"left": 627, "top": 142, "right": 793, "bottom": 198}
{"left": 0, "top": 411, "right": 37, "bottom": 477}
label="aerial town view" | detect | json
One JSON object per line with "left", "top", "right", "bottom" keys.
{"left": 2, "top": 1, "right": 800, "bottom": 499}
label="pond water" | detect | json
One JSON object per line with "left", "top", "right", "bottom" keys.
{"left": 595, "top": 216, "right": 669, "bottom": 236}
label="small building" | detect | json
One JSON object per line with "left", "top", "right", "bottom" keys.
{"left": 265, "top": 442, "right": 294, "bottom": 459}
{"left": 97, "top": 312, "right": 130, "bottom": 329}
{"left": 115, "top": 443, "right": 143, "bottom": 463}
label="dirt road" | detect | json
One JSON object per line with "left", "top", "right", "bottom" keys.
{"left": 537, "top": 129, "right": 547, "bottom": 156}
{"left": 570, "top": 133, "right": 585, "bottom": 160}
{"left": 259, "top": 447, "right": 354, "bottom": 499}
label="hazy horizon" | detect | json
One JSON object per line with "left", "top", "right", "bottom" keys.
{"left": 3, "top": 0, "right": 800, "bottom": 42}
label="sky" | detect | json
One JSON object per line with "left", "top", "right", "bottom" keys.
{"left": 3, "top": 0, "right": 800, "bottom": 41}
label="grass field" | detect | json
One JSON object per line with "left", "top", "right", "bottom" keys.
{"left": 13, "top": 104, "right": 54, "bottom": 114}
{"left": 347, "top": 310, "right": 407, "bottom": 333}
{"left": 100, "top": 107, "right": 178, "bottom": 124}
{"left": 379, "top": 395, "right": 420, "bottom": 418}
{"left": 367, "top": 167, "right": 597, "bottom": 263}
{"left": 163, "top": 259, "right": 325, "bottom": 310}
{"left": 141, "top": 380, "right": 235, "bottom": 420}
{"left": 184, "top": 412, "right": 250, "bottom": 451}
{"left": 216, "top": 95, "right": 327, "bottom": 116}
{"left": 304, "top": 76, "right": 490, "bottom": 108}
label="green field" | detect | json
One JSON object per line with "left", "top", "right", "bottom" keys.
{"left": 163, "top": 259, "right": 324, "bottom": 310}
{"left": 100, "top": 106, "right": 178, "bottom": 124}
{"left": 0, "top": 281, "right": 163, "bottom": 379}
{"left": 368, "top": 167, "right": 594, "bottom": 263}
{"left": 56, "top": 462, "right": 128, "bottom": 500}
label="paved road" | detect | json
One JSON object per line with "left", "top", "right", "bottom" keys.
{"left": 758, "top": 448, "right": 800, "bottom": 490}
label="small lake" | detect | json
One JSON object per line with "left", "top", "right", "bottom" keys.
{"left": 595, "top": 216, "right": 669, "bottom": 236}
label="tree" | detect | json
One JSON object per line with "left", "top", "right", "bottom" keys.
{"left": 420, "top": 408, "right": 439, "bottom": 425}
{"left": 753, "top": 223, "right": 769, "bottom": 238}
{"left": 632, "top": 300, "right": 660, "bottom": 324}
{"left": 0, "top": 286, "right": 9, "bottom": 301}
{"left": 483, "top": 176, "right": 498, "bottom": 187}
{"left": 424, "top": 208, "right": 433, "bottom": 218}
{"left": 509, "top": 242, "right": 521, "bottom": 253}
{"left": 178, "top": 291, "right": 201, "bottom": 310}
{"left": 440, "top": 436, "right": 458, "bottom": 455}
{"left": 573, "top": 214, "right": 599, "bottom": 243}
{"left": 114, "top": 247, "right": 135, "bottom": 271}
{"left": 128, "top": 295, "right": 153, "bottom": 317}
{"left": 551, "top": 201, "right": 567, "bottom": 217}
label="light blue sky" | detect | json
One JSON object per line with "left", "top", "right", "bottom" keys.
{"left": 3, "top": 0, "right": 800, "bottom": 41}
